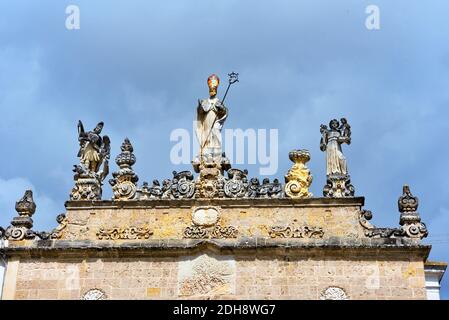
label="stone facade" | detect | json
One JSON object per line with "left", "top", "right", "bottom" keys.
{"left": 60, "top": 198, "right": 365, "bottom": 241}
{"left": 0, "top": 103, "right": 444, "bottom": 300}
{"left": 3, "top": 247, "right": 428, "bottom": 300}
{"left": 0, "top": 197, "right": 433, "bottom": 300}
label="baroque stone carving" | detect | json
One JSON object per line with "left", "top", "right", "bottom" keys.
{"left": 284, "top": 149, "right": 313, "bottom": 199}
{"left": 359, "top": 210, "right": 399, "bottom": 238}
{"left": 194, "top": 154, "right": 227, "bottom": 199}
{"left": 15, "top": 190, "right": 37, "bottom": 218}
{"left": 178, "top": 254, "right": 235, "bottom": 297}
{"left": 268, "top": 222, "right": 324, "bottom": 239}
{"left": 245, "top": 177, "right": 283, "bottom": 199}
{"left": 50, "top": 214, "right": 68, "bottom": 239}
{"left": 137, "top": 171, "right": 197, "bottom": 200}
{"left": 185, "top": 205, "right": 237, "bottom": 239}
{"left": 96, "top": 226, "right": 153, "bottom": 240}
{"left": 109, "top": 138, "right": 139, "bottom": 200}
{"left": 136, "top": 168, "right": 285, "bottom": 200}
{"left": 323, "top": 174, "right": 355, "bottom": 198}
{"left": 184, "top": 225, "right": 238, "bottom": 239}
{"left": 4, "top": 190, "right": 37, "bottom": 241}
{"left": 320, "top": 118, "right": 355, "bottom": 197}
{"left": 120, "top": 72, "right": 306, "bottom": 201}
{"left": 192, "top": 73, "right": 238, "bottom": 166}
{"left": 397, "top": 185, "right": 428, "bottom": 239}
{"left": 2, "top": 205, "right": 68, "bottom": 242}
{"left": 192, "top": 207, "right": 220, "bottom": 227}
{"left": 169, "top": 171, "right": 196, "bottom": 199}
{"left": 320, "top": 287, "right": 348, "bottom": 300}
{"left": 82, "top": 289, "right": 107, "bottom": 300}
{"left": 71, "top": 121, "right": 110, "bottom": 201}
{"left": 224, "top": 169, "right": 248, "bottom": 198}
{"left": 190, "top": 74, "right": 232, "bottom": 199}
{"left": 359, "top": 187, "right": 428, "bottom": 240}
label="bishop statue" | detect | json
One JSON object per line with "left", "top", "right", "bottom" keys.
{"left": 195, "top": 74, "right": 228, "bottom": 163}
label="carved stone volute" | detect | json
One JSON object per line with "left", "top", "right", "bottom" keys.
{"left": 284, "top": 149, "right": 313, "bottom": 199}
{"left": 5, "top": 190, "right": 37, "bottom": 240}
{"left": 397, "top": 185, "right": 427, "bottom": 239}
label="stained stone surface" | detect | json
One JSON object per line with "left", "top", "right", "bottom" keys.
{"left": 0, "top": 196, "right": 435, "bottom": 300}
{"left": 4, "top": 250, "right": 428, "bottom": 300}
{"left": 57, "top": 198, "right": 367, "bottom": 241}
{"left": 191, "top": 207, "right": 220, "bottom": 227}
{"left": 178, "top": 254, "right": 236, "bottom": 297}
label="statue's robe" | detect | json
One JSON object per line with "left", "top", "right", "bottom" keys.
{"left": 325, "top": 131, "right": 347, "bottom": 176}
{"left": 196, "top": 97, "right": 227, "bottom": 161}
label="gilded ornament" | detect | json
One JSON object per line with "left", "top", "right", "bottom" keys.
{"left": 284, "top": 149, "right": 313, "bottom": 198}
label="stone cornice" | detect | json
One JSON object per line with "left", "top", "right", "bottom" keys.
{"left": 3, "top": 237, "right": 430, "bottom": 260}
{"left": 64, "top": 196, "right": 365, "bottom": 209}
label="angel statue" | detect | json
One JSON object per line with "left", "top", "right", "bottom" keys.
{"left": 77, "top": 120, "right": 110, "bottom": 179}
{"left": 70, "top": 121, "right": 111, "bottom": 200}
{"left": 320, "top": 118, "right": 355, "bottom": 197}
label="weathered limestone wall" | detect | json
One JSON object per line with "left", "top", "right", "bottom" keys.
{"left": 1, "top": 197, "right": 431, "bottom": 300}
{"left": 61, "top": 198, "right": 366, "bottom": 241}
{"left": 6, "top": 251, "right": 426, "bottom": 300}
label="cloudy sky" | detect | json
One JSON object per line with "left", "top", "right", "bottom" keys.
{"left": 1, "top": 0, "right": 448, "bottom": 298}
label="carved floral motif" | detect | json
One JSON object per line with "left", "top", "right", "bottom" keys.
{"left": 96, "top": 226, "right": 153, "bottom": 240}
{"left": 224, "top": 169, "right": 248, "bottom": 198}
{"left": 268, "top": 223, "right": 324, "bottom": 239}
{"left": 183, "top": 225, "right": 238, "bottom": 239}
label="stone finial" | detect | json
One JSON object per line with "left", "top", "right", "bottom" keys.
{"left": 15, "top": 190, "right": 36, "bottom": 217}
{"left": 284, "top": 149, "right": 313, "bottom": 199}
{"left": 109, "top": 138, "right": 139, "bottom": 200}
{"left": 398, "top": 184, "right": 418, "bottom": 213}
{"left": 397, "top": 185, "right": 427, "bottom": 239}
{"left": 115, "top": 138, "right": 136, "bottom": 168}
{"left": 5, "top": 190, "right": 37, "bottom": 240}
